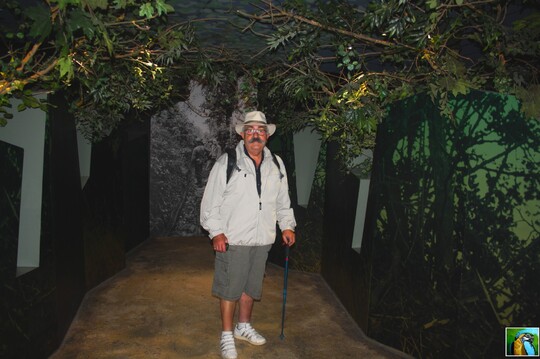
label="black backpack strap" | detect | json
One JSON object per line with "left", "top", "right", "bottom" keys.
{"left": 227, "top": 149, "right": 283, "bottom": 183}
{"left": 272, "top": 153, "right": 284, "bottom": 180}
{"left": 226, "top": 148, "right": 237, "bottom": 184}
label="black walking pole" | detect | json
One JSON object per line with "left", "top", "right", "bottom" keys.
{"left": 279, "top": 245, "right": 290, "bottom": 340}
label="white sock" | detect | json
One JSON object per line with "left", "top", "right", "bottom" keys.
{"left": 236, "top": 322, "right": 249, "bottom": 329}
{"left": 222, "top": 331, "right": 233, "bottom": 338}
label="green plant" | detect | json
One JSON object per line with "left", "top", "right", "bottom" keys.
{"left": 3, "top": 0, "right": 538, "bottom": 162}
{"left": 240, "top": 0, "right": 540, "bottom": 168}
{"left": 0, "top": 0, "right": 229, "bottom": 141}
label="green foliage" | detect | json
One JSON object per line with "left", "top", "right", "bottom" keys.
{"left": 243, "top": 0, "right": 540, "bottom": 168}
{"left": 267, "top": 25, "right": 300, "bottom": 51}
{"left": 2, "top": 0, "right": 539, "bottom": 157}
{"left": 0, "top": 0, "right": 207, "bottom": 141}
{"left": 336, "top": 44, "right": 361, "bottom": 73}
{"left": 27, "top": 4, "right": 52, "bottom": 40}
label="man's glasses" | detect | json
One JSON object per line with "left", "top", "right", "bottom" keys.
{"left": 244, "top": 128, "right": 267, "bottom": 135}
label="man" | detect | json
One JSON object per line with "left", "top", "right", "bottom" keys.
{"left": 200, "top": 111, "right": 296, "bottom": 359}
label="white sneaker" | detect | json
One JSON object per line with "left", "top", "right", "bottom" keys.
{"left": 220, "top": 332, "right": 237, "bottom": 359}
{"left": 234, "top": 323, "right": 267, "bottom": 345}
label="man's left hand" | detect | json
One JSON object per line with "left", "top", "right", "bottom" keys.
{"left": 282, "top": 229, "right": 295, "bottom": 247}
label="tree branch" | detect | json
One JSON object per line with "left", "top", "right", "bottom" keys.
{"left": 16, "top": 42, "right": 43, "bottom": 72}
{"left": 0, "top": 59, "right": 58, "bottom": 96}
{"left": 237, "top": 5, "right": 392, "bottom": 48}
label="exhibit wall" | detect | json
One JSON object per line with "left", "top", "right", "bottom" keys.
{"left": 364, "top": 91, "right": 539, "bottom": 358}
{"left": 149, "top": 82, "right": 240, "bottom": 237}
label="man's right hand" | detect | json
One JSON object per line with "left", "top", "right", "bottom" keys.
{"left": 212, "top": 233, "right": 229, "bottom": 252}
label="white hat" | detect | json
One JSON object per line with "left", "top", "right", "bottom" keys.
{"left": 235, "top": 111, "right": 276, "bottom": 136}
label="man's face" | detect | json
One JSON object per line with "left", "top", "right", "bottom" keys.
{"left": 241, "top": 125, "right": 268, "bottom": 156}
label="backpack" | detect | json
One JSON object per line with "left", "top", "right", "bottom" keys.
{"left": 226, "top": 148, "right": 283, "bottom": 183}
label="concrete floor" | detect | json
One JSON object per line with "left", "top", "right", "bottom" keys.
{"left": 50, "top": 237, "right": 413, "bottom": 359}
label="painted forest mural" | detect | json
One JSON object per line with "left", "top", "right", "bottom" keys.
{"left": 149, "top": 82, "right": 240, "bottom": 237}
{"left": 364, "top": 91, "right": 540, "bottom": 358}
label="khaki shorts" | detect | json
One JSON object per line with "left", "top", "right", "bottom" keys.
{"left": 212, "top": 244, "right": 272, "bottom": 301}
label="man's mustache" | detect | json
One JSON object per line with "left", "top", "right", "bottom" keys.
{"left": 248, "top": 138, "right": 264, "bottom": 144}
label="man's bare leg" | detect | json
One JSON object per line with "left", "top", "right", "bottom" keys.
{"left": 238, "top": 292, "right": 254, "bottom": 323}
{"left": 220, "top": 299, "right": 236, "bottom": 331}
{"left": 220, "top": 299, "right": 238, "bottom": 359}
{"left": 235, "top": 292, "right": 266, "bottom": 345}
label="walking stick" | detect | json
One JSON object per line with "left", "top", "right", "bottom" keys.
{"left": 279, "top": 245, "right": 290, "bottom": 340}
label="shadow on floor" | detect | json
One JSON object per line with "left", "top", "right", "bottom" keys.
{"left": 50, "top": 237, "right": 413, "bottom": 359}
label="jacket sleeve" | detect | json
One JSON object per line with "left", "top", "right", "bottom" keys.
{"left": 200, "top": 154, "right": 227, "bottom": 238}
{"left": 274, "top": 155, "right": 297, "bottom": 231}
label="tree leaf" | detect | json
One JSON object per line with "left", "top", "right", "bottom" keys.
{"left": 451, "top": 79, "right": 469, "bottom": 97}
{"left": 155, "top": 0, "right": 174, "bottom": 15}
{"left": 58, "top": 56, "right": 74, "bottom": 79}
{"left": 22, "top": 95, "right": 42, "bottom": 109}
{"left": 68, "top": 8, "right": 95, "bottom": 39}
{"left": 427, "top": 0, "right": 438, "bottom": 10}
{"left": 139, "top": 3, "right": 155, "bottom": 18}
{"left": 27, "top": 5, "right": 52, "bottom": 40}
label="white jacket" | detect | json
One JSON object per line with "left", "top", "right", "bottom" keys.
{"left": 200, "top": 141, "right": 296, "bottom": 246}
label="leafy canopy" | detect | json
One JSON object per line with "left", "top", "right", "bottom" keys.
{"left": 240, "top": 0, "right": 540, "bottom": 167}
{"left": 0, "top": 0, "right": 236, "bottom": 140}
{"left": 1, "top": 0, "right": 539, "bottom": 164}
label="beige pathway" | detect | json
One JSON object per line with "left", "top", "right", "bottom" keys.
{"left": 50, "top": 237, "right": 413, "bottom": 359}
